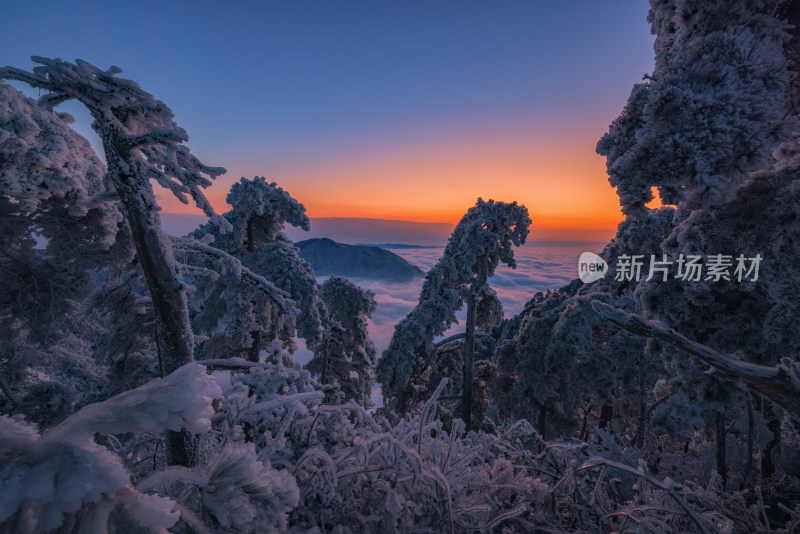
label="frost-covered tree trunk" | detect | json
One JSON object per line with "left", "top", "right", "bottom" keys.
{"left": 762, "top": 402, "right": 781, "bottom": 479}
{"left": 102, "top": 130, "right": 193, "bottom": 376}
{"left": 462, "top": 291, "right": 476, "bottom": 432}
{"left": 742, "top": 394, "right": 755, "bottom": 488}
{"left": 635, "top": 385, "right": 647, "bottom": 449}
{"left": 103, "top": 135, "right": 196, "bottom": 465}
{"left": 598, "top": 404, "right": 613, "bottom": 430}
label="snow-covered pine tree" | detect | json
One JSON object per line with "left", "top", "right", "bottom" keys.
{"left": 307, "top": 275, "right": 378, "bottom": 407}
{"left": 593, "top": 0, "right": 800, "bottom": 489}
{"left": 0, "top": 82, "right": 137, "bottom": 425}
{"left": 190, "top": 177, "right": 324, "bottom": 361}
{"left": 1, "top": 57, "right": 231, "bottom": 466}
{"left": 493, "top": 208, "right": 673, "bottom": 441}
{"left": 172, "top": 234, "right": 298, "bottom": 363}
{"left": 598, "top": 0, "right": 795, "bottom": 215}
{"left": 379, "top": 198, "right": 530, "bottom": 430}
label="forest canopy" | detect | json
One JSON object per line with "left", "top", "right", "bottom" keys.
{"left": 2, "top": 1, "right": 800, "bottom": 532}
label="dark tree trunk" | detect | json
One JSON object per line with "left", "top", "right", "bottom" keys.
{"left": 461, "top": 290, "right": 477, "bottom": 432}
{"left": 599, "top": 403, "right": 614, "bottom": 430}
{"left": 248, "top": 329, "right": 261, "bottom": 362}
{"left": 461, "top": 266, "right": 488, "bottom": 433}
{"left": 741, "top": 393, "right": 754, "bottom": 489}
{"left": 716, "top": 411, "right": 728, "bottom": 490}
{"left": 579, "top": 404, "right": 591, "bottom": 442}
{"left": 320, "top": 334, "right": 331, "bottom": 385}
{"left": 538, "top": 401, "right": 549, "bottom": 442}
{"left": 635, "top": 392, "right": 647, "bottom": 448}
{"left": 762, "top": 402, "right": 781, "bottom": 480}
{"left": 165, "top": 428, "right": 197, "bottom": 467}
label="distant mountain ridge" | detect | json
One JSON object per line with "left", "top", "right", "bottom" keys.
{"left": 296, "top": 238, "right": 425, "bottom": 282}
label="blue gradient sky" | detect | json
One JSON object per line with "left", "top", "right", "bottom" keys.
{"left": 2, "top": 1, "right": 654, "bottom": 238}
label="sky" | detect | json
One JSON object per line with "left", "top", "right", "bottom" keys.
{"left": 2, "top": 1, "right": 655, "bottom": 242}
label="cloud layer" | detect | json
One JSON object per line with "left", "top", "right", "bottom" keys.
{"left": 292, "top": 243, "right": 605, "bottom": 408}
{"left": 360, "top": 243, "right": 603, "bottom": 355}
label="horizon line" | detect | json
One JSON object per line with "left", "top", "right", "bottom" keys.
{"left": 161, "top": 211, "right": 619, "bottom": 231}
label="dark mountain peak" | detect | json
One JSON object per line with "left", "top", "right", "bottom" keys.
{"left": 295, "top": 238, "right": 424, "bottom": 282}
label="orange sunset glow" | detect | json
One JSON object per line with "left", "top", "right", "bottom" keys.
{"left": 157, "top": 125, "right": 624, "bottom": 241}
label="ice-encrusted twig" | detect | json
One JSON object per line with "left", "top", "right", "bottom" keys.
{"left": 577, "top": 456, "right": 713, "bottom": 534}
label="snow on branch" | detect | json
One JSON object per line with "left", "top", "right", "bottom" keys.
{"left": 591, "top": 301, "right": 800, "bottom": 419}
{"left": 44, "top": 363, "right": 221, "bottom": 444}
{"left": 0, "top": 65, "right": 54, "bottom": 92}
{"left": 135, "top": 443, "right": 299, "bottom": 533}
{"left": 125, "top": 128, "right": 187, "bottom": 148}
{"left": 433, "top": 331, "right": 487, "bottom": 350}
{"left": 172, "top": 236, "right": 294, "bottom": 315}
{"left": 0, "top": 362, "right": 224, "bottom": 532}
{"left": 173, "top": 235, "right": 299, "bottom": 358}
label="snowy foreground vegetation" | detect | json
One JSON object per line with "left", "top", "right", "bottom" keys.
{"left": 3, "top": 1, "right": 800, "bottom": 532}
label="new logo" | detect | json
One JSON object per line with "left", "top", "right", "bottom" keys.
{"left": 578, "top": 252, "right": 608, "bottom": 283}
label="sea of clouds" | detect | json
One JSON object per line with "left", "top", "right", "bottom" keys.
{"left": 365, "top": 243, "right": 604, "bottom": 352}
{"left": 294, "top": 243, "right": 606, "bottom": 367}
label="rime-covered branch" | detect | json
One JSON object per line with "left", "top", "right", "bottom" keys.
{"left": 0, "top": 65, "right": 54, "bottom": 92}
{"left": 577, "top": 457, "right": 712, "bottom": 534}
{"left": 592, "top": 301, "right": 800, "bottom": 418}
{"left": 433, "top": 331, "right": 488, "bottom": 350}
{"left": 172, "top": 235, "right": 299, "bottom": 360}
{"left": 45, "top": 363, "right": 221, "bottom": 443}
{"left": 172, "top": 236, "right": 293, "bottom": 313}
